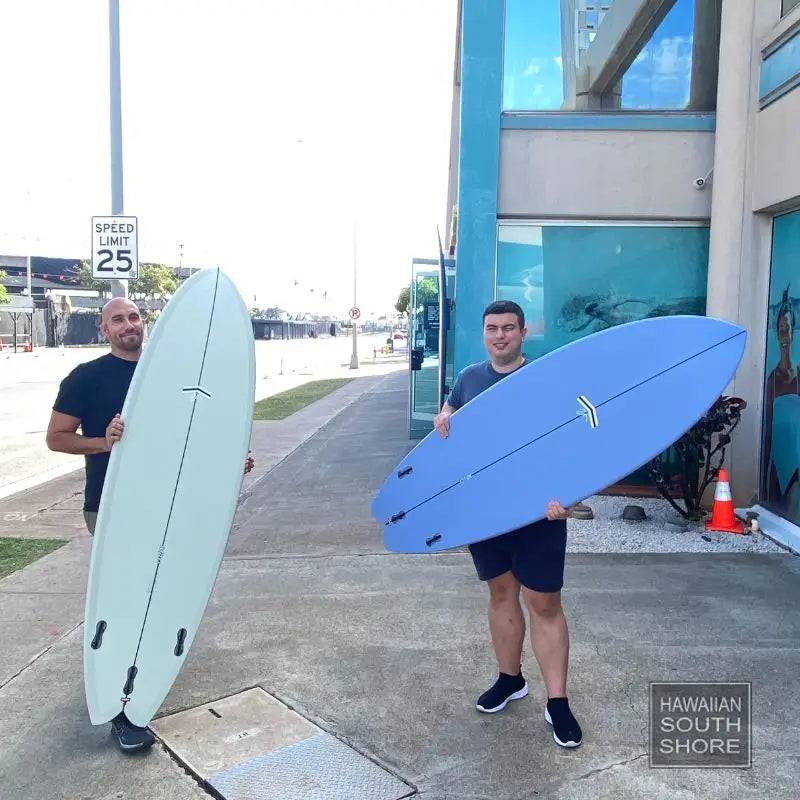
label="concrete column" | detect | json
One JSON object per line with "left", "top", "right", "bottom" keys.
{"left": 560, "top": 0, "right": 579, "bottom": 109}
{"left": 706, "top": 0, "right": 764, "bottom": 505}
{"left": 454, "top": 0, "right": 504, "bottom": 373}
{"left": 707, "top": 0, "right": 757, "bottom": 322}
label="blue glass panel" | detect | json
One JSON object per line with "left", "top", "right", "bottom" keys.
{"left": 496, "top": 224, "right": 709, "bottom": 362}
{"left": 622, "top": 0, "right": 696, "bottom": 110}
{"left": 503, "top": 0, "right": 566, "bottom": 111}
{"left": 760, "top": 31, "right": 800, "bottom": 102}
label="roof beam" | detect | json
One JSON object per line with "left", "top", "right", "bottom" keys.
{"left": 584, "top": 0, "right": 678, "bottom": 95}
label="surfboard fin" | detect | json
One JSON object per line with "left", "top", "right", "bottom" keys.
{"left": 90, "top": 620, "right": 107, "bottom": 650}
{"left": 123, "top": 665, "right": 138, "bottom": 697}
{"left": 425, "top": 534, "right": 442, "bottom": 547}
{"left": 174, "top": 628, "right": 188, "bottom": 657}
{"left": 389, "top": 511, "right": 406, "bottom": 524}
{"left": 398, "top": 466, "right": 413, "bottom": 478}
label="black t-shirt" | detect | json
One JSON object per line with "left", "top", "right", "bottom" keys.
{"left": 53, "top": 354, "right": 137, "bottom": 512}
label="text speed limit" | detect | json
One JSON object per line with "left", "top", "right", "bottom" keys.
{"left": 92, "top": 216, "right": 139, "bottom": 280}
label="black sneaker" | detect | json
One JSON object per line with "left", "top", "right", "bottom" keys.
{"left": 476, "top": 672, "right": 529, "bottom": 713}
{"left": 111, "top": 711, "right": 155, "bottom": 752}
{"left": 544, "top": 697, "right": 582, "bottom": 747}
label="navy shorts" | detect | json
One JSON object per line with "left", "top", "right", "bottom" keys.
{"left": 468, "top": 518, "right": 567, "bottom": 593}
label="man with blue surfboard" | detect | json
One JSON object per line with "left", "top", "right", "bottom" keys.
{"left": 47, "top": 297, "right": 254, "bottom": 752}
{"left": 434, "top": 300, "right": 583, "bottom": 748}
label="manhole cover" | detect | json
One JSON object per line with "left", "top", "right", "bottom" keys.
{"left": 151, "top": 688, "right": 412, "bottom": 800}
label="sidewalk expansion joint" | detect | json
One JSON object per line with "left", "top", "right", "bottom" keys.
{"left": 155, "top": 739, "right": 226, "bottom": 800}
{"left": 0, "top": 590, "right": 83, "bottom": 596}
{"left": 223, "top": 552, "right": 405, "bottom": 562}
{"left": 0, "top": 619, "right": 83, "bottom": 692}
{"left": 222, "top": 552, "right": 468, "bottom": 563}
{"left": 548, "top": 752, "right": 648, "bottom": 794}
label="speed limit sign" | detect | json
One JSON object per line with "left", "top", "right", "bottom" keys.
{"left": 349, "top": 307, "right": 361, "bottom": 320}
{"left": 92, "top": 216, "right": 139, "bottom": 280}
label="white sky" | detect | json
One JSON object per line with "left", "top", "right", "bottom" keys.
{"left": 0, "top": 1, "right": 456, "bottom": 317}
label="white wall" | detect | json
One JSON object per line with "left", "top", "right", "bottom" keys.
{"left": 753, "top": 88, "right": 800, "bottom": 212}
{"left": 706, "top": 0, "right": 800, "bottom": 510}
{"left": 499, "top": 129, "right": 715, "bottom": 219}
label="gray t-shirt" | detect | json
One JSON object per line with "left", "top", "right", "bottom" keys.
{"left": 446, "top": 359, "right": 529, "bottom": 410}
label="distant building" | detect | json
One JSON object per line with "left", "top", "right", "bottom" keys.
{"left": 0, "top": 255, "right": 206, "bottom": 347}
{"left": 0, "top": 254, "right": 202, "bottom": 303}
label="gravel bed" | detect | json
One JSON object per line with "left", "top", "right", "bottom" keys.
{"left": 567, "top": 495, "right": 790, "bottom": 554}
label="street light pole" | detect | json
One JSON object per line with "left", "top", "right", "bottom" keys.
{"left": 109, "top": 0, "right": 127, "bottom": 299}
{"left": 349, "top": 222, "right": 359, "bottom": 370}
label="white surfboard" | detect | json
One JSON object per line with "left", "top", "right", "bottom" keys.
{"left": 83, "top": 268, "right": 255, "bottom": 727}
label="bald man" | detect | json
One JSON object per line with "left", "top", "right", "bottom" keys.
{"left": 46, "top": 299, "right": 155, "bottom": 751}
{"left": 48, "top": 298, "right": 145, "bottom": 537}
{"left": 47, "top": 298, "right": 253, "bottom": 752}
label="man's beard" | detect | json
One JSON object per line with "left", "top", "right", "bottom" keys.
{"left": 117, "top": 333, "right": 142, "bottom": 351}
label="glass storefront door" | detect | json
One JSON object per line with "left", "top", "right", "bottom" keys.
{"left": 409, "top": 261, "right": 440, "bottom": 437}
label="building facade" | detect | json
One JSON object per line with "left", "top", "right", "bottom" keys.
{"left": 447, "top": 0, "right": 800, "bottom": 550}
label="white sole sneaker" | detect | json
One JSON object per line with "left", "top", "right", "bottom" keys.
{"left": 476, "top": 682, "right": 529, "bottom": 713}
{"left": 544, "top": 707, "right": 582, "bottom": 747}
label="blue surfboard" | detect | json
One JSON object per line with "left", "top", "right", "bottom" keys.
{"left": 372, "top": 316, "right": 746, "bottom": 553}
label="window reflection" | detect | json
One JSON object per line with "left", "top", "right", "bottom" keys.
{"left": 496, "top": 223, "right": 709, "bottom": 361}
{"left": 503, "top": 0, "right": 720, "bottom": 112}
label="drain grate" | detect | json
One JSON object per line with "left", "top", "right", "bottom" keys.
{"left": 208, "top": 732, "right": 411, "bottom": 800}
{"left": 151, "top": 688, "right": 412, "bottom": 800}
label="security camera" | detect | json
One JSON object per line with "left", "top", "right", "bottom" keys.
{"left": 693, "top": 167, "right": 714, "bottom": 190}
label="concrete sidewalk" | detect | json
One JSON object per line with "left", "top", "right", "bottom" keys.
{"left": 0, "top": 372, "right": 396, "bottom": 689}
{"left": 1, "top": 370, "right": 799, "bottom": 799}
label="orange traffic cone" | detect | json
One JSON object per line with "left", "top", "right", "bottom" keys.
{"left": 705, "top": 468, "right": 745, "bottom": 534}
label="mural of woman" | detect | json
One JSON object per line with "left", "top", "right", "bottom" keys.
{"left": 762, "top": 285, "right": 800, "bottom": 521}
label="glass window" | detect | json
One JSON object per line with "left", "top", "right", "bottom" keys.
{"left": 496, "top": 223, "right": 709, "bottom": 362}
{"left": 761, "top": 30, "right": 800, "bottom": 102}
{"left": 503, "top": 0, "right": 566, "bottom": 110}
{"left": 410, "top": 270, "right": 440, "bottom": 418}
{"left": 761, "top": 209, "right": 800, "bottom": 524}
{"left": 503, "top": 0, "right": 720, "bottom": 112}
{"left": 784, "top": 0, "right": 800, "bottom": 16}
{"left": 621, "top": 0, "right": 718, "bottom": 111}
